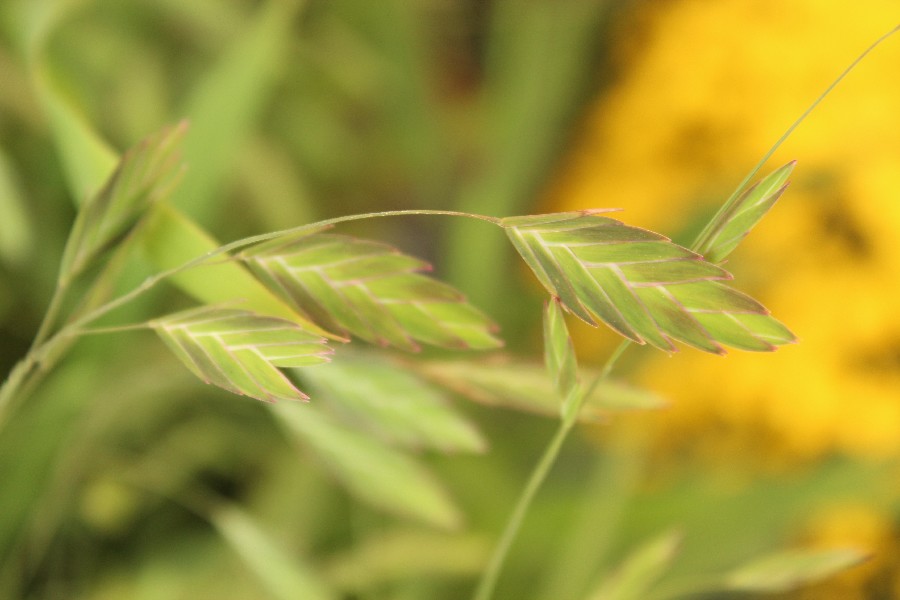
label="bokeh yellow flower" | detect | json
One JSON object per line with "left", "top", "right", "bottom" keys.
{"left": 550, "top": 0, "right": 900, "bottom": 459}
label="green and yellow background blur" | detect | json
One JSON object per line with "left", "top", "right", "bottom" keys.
{"left": 1, "top": 1, "right": 899, "bottom": 598}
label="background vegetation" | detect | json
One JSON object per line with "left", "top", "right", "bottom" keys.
{"left": 1, "top": 1, "right": 898, "bottom": 598}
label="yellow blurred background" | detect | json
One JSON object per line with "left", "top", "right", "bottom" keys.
{"left": 550, "top": 2, "right": 900, "bottom": 596}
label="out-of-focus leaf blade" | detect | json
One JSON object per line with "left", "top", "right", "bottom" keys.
{"left": 210, "top": 503, "right": 337, "bottom": 600}
{"left": 0, "top": 145, "right": 33, "bottom": 265}
{"left": 418, "top": 359, "right": 666, "bottom": 420}
{"left": 587, "top": 530, "right": 681, "bottom": 600}
{"left": 241, "top": 232, "right": 502, "bottom": 352}
{"left": 33, "top": 32, "right": 332, "bottom": 339}
{"left": 58, "top": 122, "right": 186, "bottom": 281}
{"left": 297, "top": 355, "right": 485, "bottom": 453}
{"left": 273, "top": 402, "right": 462, "bottom": 529}
{"left": 721, "top": 547, "right": 869, "bottom": 593}
{"left": 170, "top": 0, "right": 303, "bottom": 223}
{"left": 502, "top": 211, "right": 795, "bottom": 354}
{"left": 699, "top": 161, "right": 795, "bottom": 263}
{"left": 543, "top": 298, "right": 578, "bottom": 399}
{"left": 32, "top": 55, "right": 319, "bottom": 334}
{"left": 151, "top": 306, "right": 332, "bottom": 402}
{"left": 324, "top": 528, "right": 490, "bottom": 593}
{"left": 33, "top": 65, "right": 118, "bottom": 201}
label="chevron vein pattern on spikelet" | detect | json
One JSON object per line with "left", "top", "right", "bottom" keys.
{"left": 240, "top": 233, "right": 502, "bottom": 352}
{"left": 502, "top": 211, "right": 795, "bottom": 354}
{"left": 152, "top": 306, "right": 332, "bottom": 402}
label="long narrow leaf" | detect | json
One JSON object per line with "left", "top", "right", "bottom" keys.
{"left": 587, "top": 530, "right": 682, "bottom": 600}
{"left": 210, "top": 503, "right": 337, "bottom": 600}
{"left": 241, "top": 232, "right": 502, "bottom": 352}
{"left": 33, "top": 65, "right": 118, "bottom": 200}
{"left": 721, "top": 547, "right": 869, "bottom": 594}
{"left": 297, "top": 355, "right": 485, "bottom": 453}
{"left": 0, "top": 145, "right": 32, "bottom": 265}
{"left": 273, "top": 402, "right": 463, "bottom": 529}
{"left": 170, "top": 0, "right": 303, "bottom": 223}
{"left": 324, "top": 528, "right": 490, "bottom": 593}
{"left": 418, "top": 359, "right": 666, "bottom": 419}
{"left": 151, "top": 306, "right": 332, "bottom": 402}
{"left": 502, "top": 211, "right": 795, "bottom": 354}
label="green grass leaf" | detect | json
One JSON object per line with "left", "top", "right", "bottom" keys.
{"left": 58, "top": 122, "right": 186, "bottom": 282}
{"left": 151, "top": 306, "right": 332, "bottom": 403}
{"left": 32, "top": 64, "right": 118, "bottom": 201}
{"left": 273, "top": 402, "right": 463, "bottom": 529}
{"left": 587, "top": 530, "right": 681, "bottom": 600}
{"left": 697, "top": 161, "right": 795, "bottom": 264}
{"left": 170, "top": 0, "right": 304, "bottom": 223}
{"left": 720, "top": 547, "right": 869, "bottom": 594}
{"left": 418, "top": 358, "right": 666, "bottom": 419}
{"left": 240, "top": 232, "right": 502, "bottom": 352}
{"left": 297, "top": 355, "right": 485, "bottom": 453}
{"left": 210, "top": 503, "right": 337, "bottom": 600}
{"left": 0, "top": 144, "right": 33, "bottom": 266}
{"left": 324, "top": 528, "right": 490, "bottom": 593}
{"left": 502, "top": 211, "right": 795, "bottom": 354}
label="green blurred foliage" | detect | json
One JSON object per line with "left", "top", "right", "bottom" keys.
{"left": 0, "top": 1, "right": 897, "bottom": 599}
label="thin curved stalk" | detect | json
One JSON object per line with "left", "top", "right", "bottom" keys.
{"left": 0, "top": 208, "right": 499, "bottom": 424}
{"left": 472, "top": 341, "right": 631, "bottom": 600}
{"left": 62, "top": 209, "right": 500, "bottom": 334}
{"left": 692, "top": 23, "right": 900, "bottom": 251}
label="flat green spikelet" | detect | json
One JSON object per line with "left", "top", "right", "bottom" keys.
{"left": 60, "top": 122, "right": 187, "bottom": 282}
{"left": 151, "top": 306, "right": 332, "bottom": 402}
{"left": 240, "top": 233, "right": 502, "bottom": 352}
{"left": 697, "top": 161, "right": 795, "bottom": 264}
{"left": 502, "top": 212, "right": 796, "bottom": 354}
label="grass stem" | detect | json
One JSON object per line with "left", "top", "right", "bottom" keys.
{"left": 472, "top": 340, "right": 630, "bottom": 600}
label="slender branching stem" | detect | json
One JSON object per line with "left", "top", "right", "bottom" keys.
{"left": 472, "top": 421, "right": 571, "bottom": 600}
{"left": 63, "top": 209, "right": 499, "bottom": 333}
{"left": 472, "top": 341, "right": 630, "bottom": 600}
{"left": 30, "top": 280, "right": 70, "bottom": 348}
{"left": 0, "top": 208, "right": 499, "bottom": 422}
{"left": 73, "top": 323, "right": 152, "bottom": 335}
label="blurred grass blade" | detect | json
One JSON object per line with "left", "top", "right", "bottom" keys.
{"left": 32, "top": 65, "right": 117, "bottom": 201}
{"left": 721, "top": 547, "right": 869, "bottom": 594}
{"left": 241, "top": 232, "right": 502, "bottom": 352}
{"left": 418, "top": 359, "right": 666, "bottom": 420}
{"left": 444, "top": 0, "right": 613, "bottom": 315}
{"left": 12, "top": 0, "right": 83, "bottom": 60}
{"left": 170, "top": 0, "right": 303, "bottom": 223}
{"left": 210, "top": 503, "right": 337, "bottom": 600}
{"left": 273, "top": 402, "right": 462, "bottom": 529}
{"left": 151, "top": 306, "right": 332, "bottom": 402}
{"left": 0, "top": 145, "right": 33, "bottom": 266}
{"left": 324, "top": 528, "right": 490, "bottom": 593}
{"left": 543, "top": 298, "right": 578, "bottom": 399}
{"left": 297, "top": 355, "right": 485, "bottom": 453}
{"left": 32, "top": 22, "right": 325, "bottom": 335}
{"left": 58, "top": 122, "right": 186, "bottom": 282}
{"left": 502, "top": 211, "right": 795, "bottom": 354}
{"left": 697, "top": 161, "right": 795, "bottom": 263}
{"left": 587, "top": 530, "right": 681, "bottom": 600}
